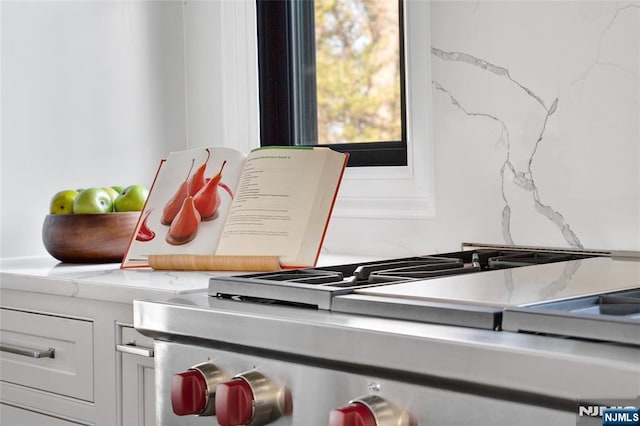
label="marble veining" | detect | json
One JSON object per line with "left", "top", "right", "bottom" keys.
{"left": 573, "top": 3, "right": 640, "bottom": 86}
{"left": 432, "top": 48, "right": 582, "bottom": 248}
{"left": 431, "top": 1, "right": 640, "bottom": 251}
{"left": 431, "top": 47, "right": 551, "bottom": 112}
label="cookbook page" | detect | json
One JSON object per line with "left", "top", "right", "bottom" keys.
{"left": 121, "top": 146, "right": 246, "bottom": 268}
{"left": 215, "top": 146, "right": 347, "bottom": 267}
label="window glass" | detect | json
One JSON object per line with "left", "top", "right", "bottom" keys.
{"left": 258, "top": 0, "right": 406, "bottom": 167}
{"left": 300, "top": 0, "right": 402, "bottom": 145}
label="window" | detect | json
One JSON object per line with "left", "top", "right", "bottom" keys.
{"left": 256, "top": 0, "right": 407, "bottom": 167}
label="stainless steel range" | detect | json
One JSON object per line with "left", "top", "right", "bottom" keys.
{"left": 134, "top": 244, "right": 640, "bottom": 426}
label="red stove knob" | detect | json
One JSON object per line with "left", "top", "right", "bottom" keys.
{"left": 330, "top": 395, "right": 412, "bottom": 426}
{"left": 172, "top": 370, "right": 207, "bottom": 416}
{"left": 215, "top": 378, "right": 254, "bottom": 425}
{"left": 171, "top": 362, "right": 225, "bottom": 416}
{"left": 215, "top": 371, "right": 289, "bottom": 426}
{"left": 329, "top": 402, "right": 377, "bottom": 426}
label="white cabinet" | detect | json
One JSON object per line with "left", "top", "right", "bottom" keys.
{"left": 1, "top": 403, "right": 86, "bottom": 425}
{"left": 0, "top": 289, "right": 155, "bottom": 426}
{"left": 1, "top": 308, "right": 93, "bottom": 401}
{"left": 0, "top": 258, "right": 211, "bottom": 425}
{"left": 117, "top": 324, "right": 156, "bottom": 426}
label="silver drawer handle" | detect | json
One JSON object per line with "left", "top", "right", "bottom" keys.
{"left": 116, "top": 342, "right": 154, "bottom": 358}
{"left": 0, "top": 343, "right": 55, "bottom": 359}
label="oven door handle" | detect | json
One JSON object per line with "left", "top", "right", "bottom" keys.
{"left": 116, "top": 342, "right": 154, "bottom": 358}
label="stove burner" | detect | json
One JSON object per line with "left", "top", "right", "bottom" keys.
{"left": 208, "top": 246, "right": 640, "bottom": 346}
{"left": 353, "top": 256, "right": 464, "bottom": 281}
{"left": 233, "top": 256, "right": 474, "bottom": 287}
{"left": 210, "top": 248, "right": 594, "bottom": 312}
{"left": 239, "top": 270, "right": 347, "bottom": 285}
{"left": 488, "top": 252, "right": 576, "bottom": 269}
{"left": 367, "top": 263, "right": 481, "bottom": 283}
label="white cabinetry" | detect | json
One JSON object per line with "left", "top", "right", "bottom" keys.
{"left": 1, "top": 403, "right": 85, "bottom": 425}
{"left": 1, "top": 308, "right": 93, "bottom": 400}
{"left": 0, "top": 257, "right": 213, "bottom": 425}
{"left": 0, "top": 289, "right": 155, "bottom": 426}
{"left": 117, "top": 324, "right": 156, "bottom": 426}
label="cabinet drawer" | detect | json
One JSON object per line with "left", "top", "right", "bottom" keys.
{"left": 1, "top": 403, "right": 86, "bottom": 425}
{"left": 0, "top": 308, "right": 93, "bottom": 401}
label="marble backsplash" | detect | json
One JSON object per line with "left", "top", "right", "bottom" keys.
{"left": 429, "top": 1, "right": 639, "bottom": 251}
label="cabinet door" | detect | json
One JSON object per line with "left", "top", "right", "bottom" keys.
{"left": 117, "top": 325, "right": 155, "bottom": 426}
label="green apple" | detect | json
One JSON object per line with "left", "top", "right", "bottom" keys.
{"left": 72, "top": 187, "right": 113, "bottom": 214}
{"left": 49, "top": 190, "right": 79, "bottom": 215}
{"left": 114, "top": 185, "right": 148, "bottom": 212}
{"left": 103, "top": 187, "right": 120, "bottom": 208}
{"left": 111, "top": 185, "right": 124, "bottom": 194}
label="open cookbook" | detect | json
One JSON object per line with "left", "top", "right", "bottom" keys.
{"left": 121, "top": 146, "right": 348, "bottom": 269}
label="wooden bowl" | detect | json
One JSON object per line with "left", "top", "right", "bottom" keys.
{"left": 42, "top": 212, "right": 140, "bottom": 263}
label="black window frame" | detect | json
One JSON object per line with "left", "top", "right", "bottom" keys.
{"left": 256, "top": 0, "right": 407, "bottom": 167}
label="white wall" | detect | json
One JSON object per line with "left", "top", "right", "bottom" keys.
{"left": 1, "top": 0, "right": 639, "bottom": 260}
{"left": 0, "top": 0, "right": 261, "bottom": 259}
{"left": 182, "top": 0, "right": 259, "bottom": 154}
{"left": 0, "top": 1, "right": 187, "bottom": 258}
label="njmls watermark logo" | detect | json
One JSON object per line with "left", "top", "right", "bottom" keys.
{"left": 577, "top": 399, "right": 640, "bottom": 426}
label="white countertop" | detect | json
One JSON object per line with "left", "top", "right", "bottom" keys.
{"left": 0, "top": 253, "right": 381, "bottom": 304}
